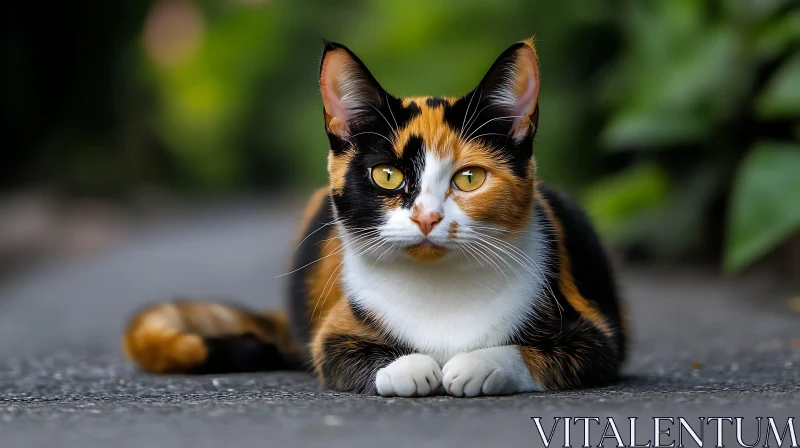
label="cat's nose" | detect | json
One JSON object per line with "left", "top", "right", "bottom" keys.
{"left": 411, "top": 211, "right": 442, "bottom": 236}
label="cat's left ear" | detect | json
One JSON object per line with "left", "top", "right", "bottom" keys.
{"left": 477, "top": 39, "right": 540, "bottom": 138}
{"left": 319, "top": 41, "right": 386, "bottom": 137}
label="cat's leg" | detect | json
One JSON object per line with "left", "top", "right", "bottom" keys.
{"left": 442, "top": 346, "right": 542, "bottom": 397}
{"left": 442, "top": 323, "right": 621, "bottom": 396}
{"left": 311, "top": 300, "right": 441, "bottom": 396}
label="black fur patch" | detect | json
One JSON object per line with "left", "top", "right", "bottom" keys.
{"left": 332, "top": 132, "right": 424, "bottom": 231}
{"left": 189, "top": 334, "right": 293, "bottom": 374}
{"left": 425, "top": 97, "right": 447, "bottom": 108}
{"left": 507, "top": 184, "right": 625, "bottom": 389}
{"left": 399, "top": 135, "right": 425, "bottom": 207}
{"left": 319, "top": 335, "right": 410, "bottom": 394}
{"left": 538, "top": 184, "right": 626, "bottom": 358}
{"left": 349, "top": 300, "right": 385, "bottom": 333}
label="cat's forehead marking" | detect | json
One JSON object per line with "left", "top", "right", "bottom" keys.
{"left": 394, "top": 96, "right": 462, "bottom": 160}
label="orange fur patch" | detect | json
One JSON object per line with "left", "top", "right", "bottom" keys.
{"left": 122, "top": 304, "right": 208, "bottom": 373}
{"left": 448, "top": 221, "right": 459, "bottom": 240}
{"left": 328, "top": 152, "right": 353, "bottom": 194}
{"left": 305, "top": 226, "right": 346, "bottom": 334}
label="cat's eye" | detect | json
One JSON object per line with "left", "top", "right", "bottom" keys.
{"left": 371, "top": 164, "right": 405, "bottom": 190}
{"left": 451, "top": 166, "right": 487, "bottom": 192}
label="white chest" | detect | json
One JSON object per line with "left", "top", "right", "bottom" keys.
{"left": 341, "top": 251, "right": 546, "bottom": 364}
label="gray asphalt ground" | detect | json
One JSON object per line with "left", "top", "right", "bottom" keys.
{"left": 0, "top": 200, "right": 798, "bottom": 447}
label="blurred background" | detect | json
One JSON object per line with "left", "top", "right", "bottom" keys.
{"left": 2, "top": 0, "right": 799, "bottom": 280}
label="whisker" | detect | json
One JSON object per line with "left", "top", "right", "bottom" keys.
{"left": 294, "top": 218, "right": 343, "bottom": 252}
{"left": 372, "top": 241, "right": 396, "bottom": 266}
{"left": 319, "top": 227, "right": 378, "bottom": 250}
{"left": 463, "top": 93, "right": 488, "bottom": 138}
{"left": 466, "top": 229, "right": 564, "bottom": 318}
{"left": 309, "top": 235, "right": 382, "bottom": 324}
{"left": 385, "top": 91, "right": 399, "bottom": 131}
{"left": 459, "top": 244, "right": 485, "bottom": 268}
{"left": 370, "top": 104, "right": 398, "bottom": 138}
{"left": 465, "top": 241, "right": 508, "bottom": 283}
{"left": 466, "top": 133, "right": 510, "bottom": 146}
{"left": 278, "top": 230, "right": 380, "bottom": 277}
{"left": 470, "top": 239, "right": 521, "bottom": 279}
{"left": 348, "top": 131, "right": 394, "bottom": 146}
{"left": 310, "top": 260, "right": 344, "bottom": 324}
{"left": 464, "top": 115, "right": 526, "bottom": 142}
{"left": 461, "top": 87, "right": 480, "bottom": 135}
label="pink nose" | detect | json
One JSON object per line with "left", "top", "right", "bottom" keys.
{"left": 411, "top": 211, "right": 442, "bottom": 236}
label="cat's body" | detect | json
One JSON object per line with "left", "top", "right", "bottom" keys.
{"left": 124, "top": 40, "right": 626, "bottom": 397}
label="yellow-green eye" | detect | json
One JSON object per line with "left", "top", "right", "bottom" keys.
{"left": 452, "top": 166, "right": 486, "bottom": 192}
{"left": 371, "top": 164, "right": 405, "bottom": 190}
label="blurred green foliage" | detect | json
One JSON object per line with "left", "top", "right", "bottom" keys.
{"left": 4, "top": 0, "right": 799, "bottom": 272}
{"left": 587, "top": 0, "right": 800, "bottom": 272}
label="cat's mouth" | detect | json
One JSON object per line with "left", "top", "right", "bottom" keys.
{"left": 415, "top": 239, "right": 441, "bottom": 249}
{"left": 405, "top": 239, "right": 447, "bottom": 262}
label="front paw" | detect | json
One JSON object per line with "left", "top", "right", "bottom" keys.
{"left": 375, "top": 354, "right": 442, "bottom": 397}
{"left": 442, "top": 352, "right": 514, "bottom": 397}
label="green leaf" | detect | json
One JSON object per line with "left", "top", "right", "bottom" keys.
{"left": 724, "top": 141, "right": 800, "bottom": 274}
{"left": 582, "top": 164, "right": 670, "bottom": 241}
{"left": 752, "top": 10, "right": 800, "bottom": 60}
{"left": 603, "top": 110, "right": 710, "bottom": 149}
{"left": 757, "top": 51, "right": 800, "bottom": 119}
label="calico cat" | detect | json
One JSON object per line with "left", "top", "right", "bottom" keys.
{"left": 123, "top": 39, "right": 627, "bottom": 397}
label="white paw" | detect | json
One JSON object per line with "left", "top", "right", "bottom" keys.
{"left": 375, "top": 354, "right": 442, "bottom": 397}
{"left": 442, "top": 352, "right": 515, "bottom": 397}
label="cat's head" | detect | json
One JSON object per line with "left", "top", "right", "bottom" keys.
{"left": 320, "top": 40, "right": 540, "bottom": 264}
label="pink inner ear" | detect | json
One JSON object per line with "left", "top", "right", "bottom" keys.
{"left": 320, "top": 50, "right": 354, "bottom": 123}
{"left": 507, "top": 45, "right": 540, "bottom": 136}
{"left": 511, "top": 46, "right": 540, "bottom": 118}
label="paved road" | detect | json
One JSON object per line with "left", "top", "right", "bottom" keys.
{"left": 0, "top": 200, "right": 798, "bottom": 447}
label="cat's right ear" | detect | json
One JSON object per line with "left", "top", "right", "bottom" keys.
{"left": 319, "top": 41, "right": 385, "bottom": 137}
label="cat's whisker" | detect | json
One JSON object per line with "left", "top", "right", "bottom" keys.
{"left": 316, "top": 264, "right": 346, "bottom": 324}
{"left": 466, "top": 230, "right": 564, "bottom": 317}
{"left": 466, "top": 133, "right": 510, "bottom": 146}
{"left": 468, "top": 230, "right": 539, "bottom": 269}
{"left": 462, "top": 244, "right": 487, "bottom": 269}
{"left": 370, "top": 104, "right": 398, "bottom": 139}
{"left": 464, "top": 115, "right": 526, "bottom": 142}
{"left": 372, "top": 241, "right": 396, "bottom": 266}
{"left": 464, "top": 240, "right": 509, "bottom": 283}
{"left": 465, "top": 230, "right": 543, "bottom": 277}
{"left": 470, "top": 239, "right": 521, "bottom": 280}
{"left": 295, "top": 218, "right": 345, "bottom": 252}
{"left": 320, "top": 227, "right": 377, "bottom": 251}
{"left": 384, "top": 91, "right": 399, "bottom": 132}
{"left": 310, "top": 260, "right": 344, "bottom": 325}
{"left": 461, "top": 87, "right": 480, "bottom": 135}
{"left": 347, "top": 131, "right": 394, "bottom": 146}
{"left": 278, "top": 230, "right": 380, "bottom": 278}
{"left": 463, "top": 97, "right": 489, "bottom": 138}
{"left": 310, "top": 234, "right": 382, "bottom": 325}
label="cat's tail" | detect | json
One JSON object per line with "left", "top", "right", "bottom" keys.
{"left": 122, "top": 301, "right": 303, "bottom": 374}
